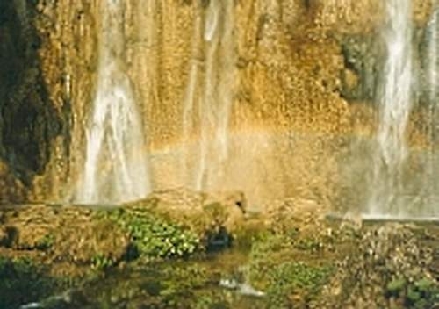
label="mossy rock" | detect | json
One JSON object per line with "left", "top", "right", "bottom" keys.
{"left": 1, "top": 205, "right": 130, "bottom": 273}
{"left": 124, "top": 189, "right": 245, "bottom": 240}
{"left": 0, "top": 256, "right": 72, "bottom": 308}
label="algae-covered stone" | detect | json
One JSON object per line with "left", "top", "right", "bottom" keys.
{"left": 124, "top": 189, "right": 245, "bottom": 243}
{"left": 1, "top": 204, "right": 130, "bottom": 271}
{"left": 0, "top": 256, "right": 71, "bottom": 309}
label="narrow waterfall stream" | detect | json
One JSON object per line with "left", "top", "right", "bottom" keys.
{"left": 367, "top": 0, "right": 414, "bottom": 217}
{"left": 424, "top": 3, "right": 439, "bottom": 216}
{"left": 75, "top": 0, "right": 150, "bottom": 204}
{"left": 184, "top": 0, "right": 235, "bottom": 191}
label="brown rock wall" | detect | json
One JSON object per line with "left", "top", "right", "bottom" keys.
{"left": 0, "top": 0, "right": 434, "bottom": 206}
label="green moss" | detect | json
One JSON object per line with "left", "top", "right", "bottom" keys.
{"left": 158, "top": 264, "right": 209, "bottom": 305}
{"left": 0, "top": 256, "right": 68, "bottom": 308}
{"left": 246, "top": 232, "right": 334, "bottom": 307}
{"left": 36, "top": 233, "right": 55, "bottom": 250}
{"left": 264, "top": 262, "right": 333, "bottom": 308}
{"left": 231, "top": 222, "right": 270, "bottom": 249}
{"left": 407, "top": 287, "right": 421, "bottom": 303}
{"left": 204, "top": 202, "right": 227, "bottom": 224}
{"left": 414, "top": 277, "right": 436, "bottom": 294}
{"left": 82, "top": 261, "right": 226, "bottom": 308}
{"left": 386, "top": 277, "right": 406, "bottom": 296}
{"left": 386, "top": 276, "right": 439, "bottom": 308}
{"left": 294, "top": 238, "right": 322, "bottom": 251}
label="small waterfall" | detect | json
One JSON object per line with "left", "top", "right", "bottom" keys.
{"left": 424, "top": 3, "right": 439, "bottom": 215}
{"left": 368, "top": 0, "right": 413, "bottom": 216}
{"left": 184, "top": 0, "right": 235, "bottom": 191}
{"left": 217, "top": 0, "right": 235, "bottom": 168}
{"left": 76, "top": 0, "right": 150, "bottom": 204}
{"left": 427, "top": 4, "right": 439, "bottom": 140}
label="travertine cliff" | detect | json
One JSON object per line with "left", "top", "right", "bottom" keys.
{"left": 0, "top": 0, "right": 434, "bottom": 208}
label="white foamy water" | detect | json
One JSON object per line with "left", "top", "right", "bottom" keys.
{"left": 368, "top": 0, "right": 414, "bottom": 216}
{"left": 76, "top": 0, "right": 150, "bottom": 204}
{"left": 423, "top": 4, "right": 439, "bottom": 215}
{"left": 183, "top": 0, "right": 235, "bottom": 191}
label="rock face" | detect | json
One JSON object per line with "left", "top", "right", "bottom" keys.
{"left": 126, "top": 189, "right": 246, "bottom": 239}
{"left": 340, "top": 33, "right": 385, "bottom": 102}
{"left": 0, "top": 0, "right": 435, "bottom": 208}
{"left": 320, "top": 224, "right": 438, "bottom": 308}
{"left": 1, "top": 204, "right": 130, "bottom": 275}
{"left": 0, "top": 189, "right": 246, "bottom": 280}
{"left": 0, "top": 1, "right": 63, "bottom": 203}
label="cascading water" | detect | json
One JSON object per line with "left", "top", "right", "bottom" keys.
{"left": 424, "top": 2, "right": 439, "bottom": 215}
{"left": 367, "top": 0, "right": 414, "bottom": 217}
{"left": 76, "top": 0, "right": 150, "bottom": 204}
{"left": 184, "top": 0, "right": 235, "bottom": 191}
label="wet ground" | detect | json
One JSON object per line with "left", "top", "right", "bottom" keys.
{"left": 2, "top": 199, "right": 439, "bottom": 308}
{"left": 18, "top": 249, "right": 265, "bottom": 309}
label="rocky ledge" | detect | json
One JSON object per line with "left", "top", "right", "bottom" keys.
{"left": 1, "top": 191, "right": 439, "bottom": 308}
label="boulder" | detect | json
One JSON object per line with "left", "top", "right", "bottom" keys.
{"left": 2, "top": 204, "right": 130, "bottom": 267}
{"left": 125, "top": 189, "right": 246, "bottom": 238}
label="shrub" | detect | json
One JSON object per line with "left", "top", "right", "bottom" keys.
{"left": 386, "top": 276, "right": 439, "bottom": 308}
{"left": 105, "top": 207, "right": 201, "bottom": 259}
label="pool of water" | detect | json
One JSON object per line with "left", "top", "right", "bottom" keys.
{"left": 21, "top": 249, "right": 265, "bottom": 309}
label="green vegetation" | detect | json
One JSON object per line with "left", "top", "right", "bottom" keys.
{"left": 158, "top": 264, "right": 209, "bottom": 306}
{"left": 36, "top": 233, "right": 55, "bottom": 250}
{"left": 247, "top": 232, "right": 334, "bottom": 308}
{"left": 265, "top": 261, "right": 333, "bottom": 308}
{"left": 386, "top": 277, "right": 407, "bottom": 296}
{"left": 294, "top": 238, "right": 323, "bottom": 251}
{"left": 232, "top": 223, "right": 270, "bottom": 249}
{"left": 386, "top": 276, "right": 439, "bottom": 308}
{"left": 0, "top": 256, "right": 64, "bottom": 309}
{"left": 103, "top": 207, "right": 201, "bottom": 260}
{"left": 91, "top": 253, "right": 114, "bottom": 270}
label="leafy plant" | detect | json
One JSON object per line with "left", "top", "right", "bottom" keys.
{"left": 294, "top": 238, "right": 322, "bottom": 251}
{"left": 36, "top": 233, "right": 55, "bottom": 250}
{"left": 385, "top": 276, "right": 439, "bottom": 308}
{"left": 265, "top": 262, "right": 333, "bottom": 308}
{"left": 105, "top": 207, "right": 201, "bottom": 259}
{"left": 91, "top": 254, "right": 113, "bottom": 270}
{"left": 386, "top": 277, "right": 406, "bottom": 297}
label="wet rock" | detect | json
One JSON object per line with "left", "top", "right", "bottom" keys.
{"left": 264, "top": 197, "right": 324, "bottom": 234}
{"left": 418, "top": 8, "right": 439, "bottom": 107}
{"left": 0, "top": 227, "right": 6, "bottom": 245}
{"left": 206, "top": 226, "right": 231, "bottom": 250}
{"left": 20, "top": 289, "right": 89, "bottom": 309}
{"left": 219, "top": 279, "right": 265, "bottom": 298}
{"left": 126, "top": 189, "right": 246, "bottom": 238}
{"left": 339, "top": 32, "right": 384, "bottom": 102}
{"left": 321, "top": 224, "right": 437, "bottom": 308}
{"left": 340, "top": 211, "right": 363, "bottom": 230}
{"left": 2, "top": 204, "right": 130, "bottom": 269}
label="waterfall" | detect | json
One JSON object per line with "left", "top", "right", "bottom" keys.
{"left": 184, "top": 0, "right": 235, "bottom": 191}
{"left": 368, "top": 0, "right": 413, "bottom": 217}
{"left": 424, "top": 3, "right": 439, "bottom": 215}
{"left": 76, "top": 0, "right": 150, "bottom": 204}
{"left": 217, "top": 0, "right": 235, "bottom": 168}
